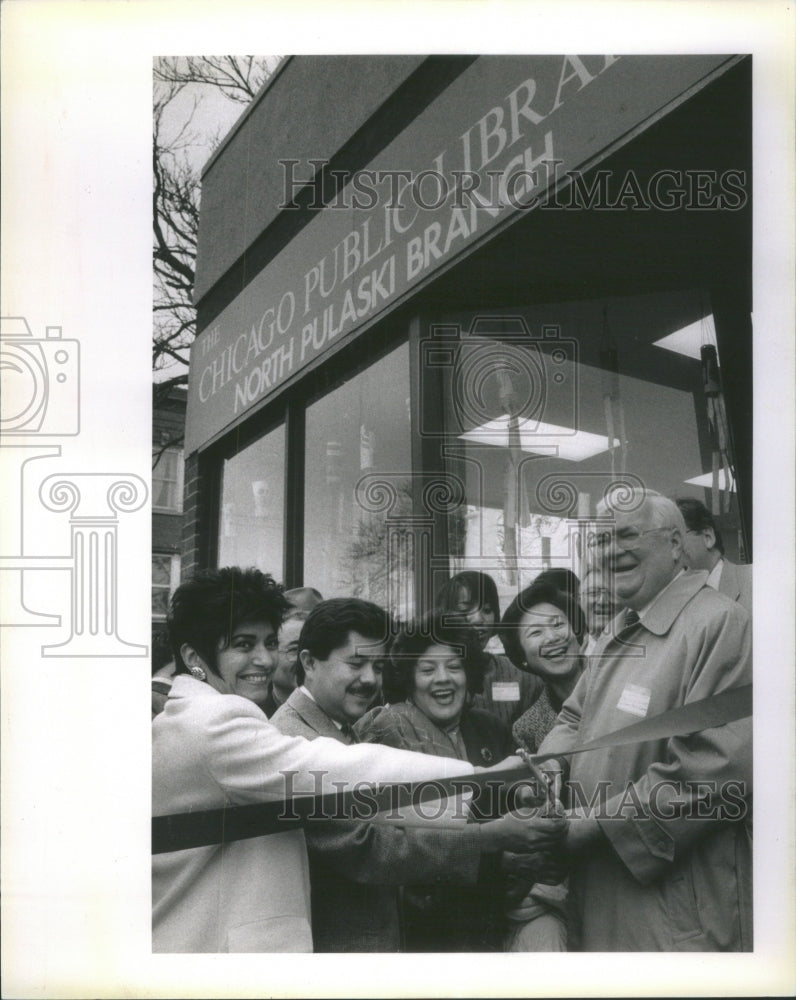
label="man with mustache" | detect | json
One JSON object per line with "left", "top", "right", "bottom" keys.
{"left": 540, "top": 490, "right": 752, "bottom": 951}
{"left": 272, "top": 597, "right": 564, "bottom": 951}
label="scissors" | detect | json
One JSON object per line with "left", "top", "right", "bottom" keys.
{"left": 516, "top": 747, "right": 558, "bottom": 813}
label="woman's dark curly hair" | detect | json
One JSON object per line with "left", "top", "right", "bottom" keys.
{"left": 500, "top": 576, "right": 586, "bottom": 671}
{"left": 382, "top": 612, "right": 489, "bottom": 703}
{"left": 168, "top": 567, "right": 291, "bottom": 677}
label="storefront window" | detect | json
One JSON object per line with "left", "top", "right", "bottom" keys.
{"left": 304, "top": 341, "right": 412, "bottom": 615}
{"left": 217, "top": 425, "right": 285, "bottom": 579}
{"left": 438, "top": 291, "right": 743, "bottom": 609}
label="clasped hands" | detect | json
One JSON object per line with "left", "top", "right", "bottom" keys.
{"left": 477, "top": 753, "right": 568, "bottom": 889}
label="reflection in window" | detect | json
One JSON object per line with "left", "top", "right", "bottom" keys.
{"left": 152, "top": 447, "right": 184, "bottom": 513}
{"left": 304, "top": 342, "right": 412, "bottom": 616}
{"left": 218, "top": 425, "right": 285, "bottom": 579}
{"left": 442, "top": 291, "right": 743, "bottom": 606}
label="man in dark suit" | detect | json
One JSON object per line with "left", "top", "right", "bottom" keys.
{"left": 272, "top": 597, "right": 563, "bottom": 951}
{"left": 675, "top": 497, "right": 752, "bottom": 613}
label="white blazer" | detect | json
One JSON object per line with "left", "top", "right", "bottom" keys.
{"left": 152, "top": 675, "right": 475, "bottom": 952}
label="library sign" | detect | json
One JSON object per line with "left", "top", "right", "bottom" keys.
{"left": 186, "top": 54, "right": 735, "bottom": 454}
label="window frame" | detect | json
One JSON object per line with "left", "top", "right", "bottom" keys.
{"left": 207, "top": 318, "right": 413, "bottom": 589}
{"left": 151, "top": 552, "right": 181, "bottom": 622}
{"left": 152, "top": 446, "right": 185, "bottom": 514}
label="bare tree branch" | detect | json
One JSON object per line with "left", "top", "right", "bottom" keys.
{"left": 152, "top": 57, "right": 280, "bottom": 443}
{"left": 153, "top": 56, "right": 280, "bottom": 103}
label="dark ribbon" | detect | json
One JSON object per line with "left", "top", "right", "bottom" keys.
{"left": 152, "top": 684, "right": 751, "bottom": 854}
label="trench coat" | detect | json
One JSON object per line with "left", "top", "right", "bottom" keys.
{"left": 539, "top": 572, "right": 752, "bottom": 951}
{"left": 152, "top": 675, "right": 475, "bottom": 952}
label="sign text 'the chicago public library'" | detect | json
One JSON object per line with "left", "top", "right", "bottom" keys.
{"left": 186, "top": 54, "right": 737, "bottom": 454}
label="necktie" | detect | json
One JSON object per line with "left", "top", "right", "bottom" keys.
{"left": 340, "top": 723, "right": 357, "bottom": 744}
{"left": 622, "top": 609, "right": 641, "bottom": 631}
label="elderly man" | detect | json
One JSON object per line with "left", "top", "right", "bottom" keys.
{"left": 580, "top": 563, "right": 620, "bottom": 655}
{"left": 540, "top": 491, "right": 752, "bottom": 951}
{"left": 273, "top": 597, "right": 565, "bottom": 951}
{"left": 675, "top": 497, "right": 752, "bottom": 613}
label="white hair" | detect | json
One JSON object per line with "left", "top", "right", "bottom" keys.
{"left": 597, "top": 487, "right": 687, "bottom": 537}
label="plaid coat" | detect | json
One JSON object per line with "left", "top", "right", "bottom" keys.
{"left": 271, "top": 689, "right": 484, "bottom": 952}
{"left": 354, "top": 700, "right": 514, "bottom": 950}
{"left": 354, "top": 700, "right": 514, "bottom": 768}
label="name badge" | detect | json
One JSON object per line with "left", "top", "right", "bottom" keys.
{"left": 492, "top": 681, "right": 520, "bottom": 702}
{"left": 617, "top": 684, "right": 651, "bottom": 718}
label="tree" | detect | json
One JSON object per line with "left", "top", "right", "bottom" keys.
{"left": 154, "top": 56, "right": 276, "bottom": 105}
{"left": 152, "top": 56, "right": 280, "bottom": 424}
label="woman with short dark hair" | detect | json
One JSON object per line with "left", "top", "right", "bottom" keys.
{"left": 499, "top": 573, "right": 586, "bottom": 952}
{"left": 355, "top": 613, "right": 514, "bottom": 952}
{"left": 152, "top": 568, "right": 487, "bottom": 953}
{"left": 501, "top": 576, "right": 585, "bottom": 753}
{"left": 356, "top": 612, "right": 512, "bottom": 769}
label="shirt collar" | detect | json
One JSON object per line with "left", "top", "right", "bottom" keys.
{"left": 706, "top": 558, "right": 724, "bottom": 590}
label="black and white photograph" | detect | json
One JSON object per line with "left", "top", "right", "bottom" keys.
{"left": 2, "top": 2, "right": 794, "bottom": 997}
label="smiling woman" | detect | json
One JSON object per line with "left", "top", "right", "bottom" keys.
{"left": 214, "top": 623, "right": 279, "bottom": 701}
{"left": 354, "top": 612, "right": 511, "bottom": 770}
{"left": 498, "top": 573, "right": 587, "bottom": 952}
{"left": 412, "top": 644, "right": 469, "bottom": 728}
{"left": 153, "top": 569, "right": 489, "bottom": 953}
{"left": 501, "top": 575, "right": 587, "bottom": 752}
{"left": 354, "top": 613, "right": 516, "bottom": 951}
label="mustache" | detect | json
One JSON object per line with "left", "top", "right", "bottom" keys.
{"left": 348, "top": 684, "right": 378, "bottom": 698}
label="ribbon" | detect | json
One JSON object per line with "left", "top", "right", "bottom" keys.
{"left": 152, "top": 684, "right": 751, "bottom": 855}
{"left": 527, "top": 683, "right": 751, "bottom": 762}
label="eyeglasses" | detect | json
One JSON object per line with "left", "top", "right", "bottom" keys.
{"left": 583, "top": 586, "right": 613, "bottom": 600}
{"left": 586, "top": 526, "right": 673, "bottom": 551}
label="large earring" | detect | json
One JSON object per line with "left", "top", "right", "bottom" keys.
{"left": 189, "top": 665, "right": 207, "bottom": 682}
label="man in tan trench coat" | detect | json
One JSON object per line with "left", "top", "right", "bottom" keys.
{"left": 540, "top": 491, "right": 752, "bottom": 951}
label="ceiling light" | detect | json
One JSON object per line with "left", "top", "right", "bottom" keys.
{"left": 684, "top": 469, "right": 736, "bottom": 492}
{"left": 460, "top": 416, "right": 619, "bottom": 462}
{"left": 652, "top": 315, "right": 717, "bottom": 360}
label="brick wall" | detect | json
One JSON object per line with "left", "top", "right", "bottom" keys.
{"left": 180, "top": 451, "right": 202, "bottom": 582}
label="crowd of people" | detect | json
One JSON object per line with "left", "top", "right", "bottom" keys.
{"left": 151, "top": 493, "right": 752, "bottom": 953}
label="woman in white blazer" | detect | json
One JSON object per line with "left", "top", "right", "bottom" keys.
{"left": 153, "top": 568, "right": 548, "bottom": 953}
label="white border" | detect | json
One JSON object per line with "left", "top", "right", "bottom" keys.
{"left": 2, "top": 2, "right": 794, "bottom": 997}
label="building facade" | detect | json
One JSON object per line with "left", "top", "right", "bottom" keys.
{"left": 183, "top": 55, "right": 752, "bottom": 616}
{"left": 152, "top": 384, "right": 186, "bottom": 667}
